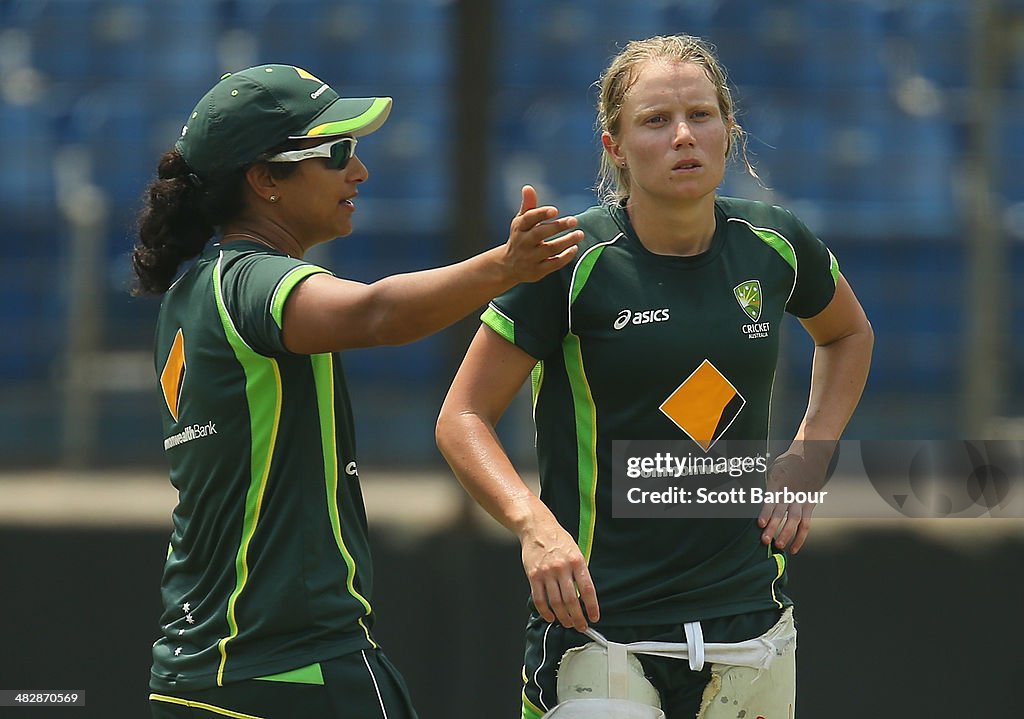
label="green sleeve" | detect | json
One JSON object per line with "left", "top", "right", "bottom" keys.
{"left": 482, "top": 268, "right": 569, "bottom": 361}
{"left": 220, "top": 252, "right": 330, "bottom": 356}
{"left": 783, "top": 209, "right": 839, "bottom": 319}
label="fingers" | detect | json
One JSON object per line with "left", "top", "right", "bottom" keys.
{"left": 756, "top": 499, "right": 776, "bottom": 535}
{"left": 512, "top": 206, "right": 573, "bottom": 235}
{"left": 518, "top": 184, "right": 538, "bottom": 216}
{"left": 526, "top": 554, "right": 600, "bottom": 630}
{"left": 505, "top": 223, "right": 583, "bottom": 283}
{"left": 511, "top": 184, "right": 577, "bottom": 236}
{"left": 542, "top": 230, "right": 583, "bottom": 260}
{"left": 521, "top": 518, "right": 599, "bottom": 630}
{"left": 505, "top": 187, "right": 585, "bottom": 283}
{"left": 759, "top": 502, "right": 815, "bottom": 553}
{"left": 758, "top": 502, "right": 786, "bottom": 547}
{"left": 555, "top": 557, "right": 600, "bottom": 631}
{"left": 531, "top": 574, "right": 591, "bottom": 631}
{"left": 542, "top": 242, "right": 581, "bottom": 273}
{"left": 788, "top": 513, "right": 813, "bottom": 554}
{"left": 546, "top": 576, "right": 588, "bottom": 632}
{"left": 530, "top": 577, "right": 585, "bottom": 630}
{"left": 529, "top": 577, "right": 556, "bottom": 624}
{"left": 771, "top": 504, "right": 802, "bottom": 549}
{"left": 575, "top": 566, "right": 601, "bottom": 624}
{"left": 759, "top": 449, "right": 823, "bottom": 554}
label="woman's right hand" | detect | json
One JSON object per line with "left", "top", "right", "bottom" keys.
{"left": 502, "top": 185, "right": 582, "bottom": 283}
{"left": 520, "top": 514, "right": 600, "bottom": 631}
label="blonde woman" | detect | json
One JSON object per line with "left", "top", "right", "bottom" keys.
{"left": 437, "top": 36, "right": 872, "bottom": 719}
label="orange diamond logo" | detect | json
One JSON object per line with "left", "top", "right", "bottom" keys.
{"left": 659, "top": 359, "right": 745, "bottom": 452}
{"left": 160, "top": 329, "right": 186, "bottom": 422}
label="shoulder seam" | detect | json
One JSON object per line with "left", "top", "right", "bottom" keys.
{"left": 269, "top": 264, "right": 327, "bottom": 329}
{"left": 567, "top": 233, "right": 624, "bottom": 333}
{"left": 726, "top": 217, "right": 799, "bottom": 306}
{"left": 485, "top": 302, "right": 514, "bottom": 324}
{"left": 214, "top": 251, "right": 257, "bottom": 354}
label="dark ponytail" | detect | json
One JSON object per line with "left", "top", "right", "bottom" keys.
{"left": 130, "top": 149, "right": 247, "bottom": 295}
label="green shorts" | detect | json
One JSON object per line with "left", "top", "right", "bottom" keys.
{"left": 521, "top": 608, "right": 784, "bottom": 719}
{"left": 150, "top": 649, "right": 417, "bottom": 719}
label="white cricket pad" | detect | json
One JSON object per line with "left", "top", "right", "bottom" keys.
{"left": 542, "top": 608, "right": 797, "bottom": 719}
{"left": 542, "top": 698, "right": 666, "bottom": 719}
{"left": 696, "top": 608, "right": 797, "bottom": 719}
{"left": 556, "top": 641, "right": 662, "bottom": 708}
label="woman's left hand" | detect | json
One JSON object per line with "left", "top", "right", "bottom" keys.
{"left": 757, "top": 447, "right": 831, "bottom": 554}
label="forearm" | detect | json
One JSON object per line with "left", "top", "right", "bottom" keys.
{"left": 283, "top": 188, "right": 581, "bottom": 354}
{"left": 436, "top": 325, "right": 600, "bottom": 627}
{"left": 436, "top": 408, "right": 551, "bottom": 539}
{"left": 793, "top": 326, "right": 874, "bottom": 461}
{"left": 760, "top": 324, "right": 872, "bottom": 552}
{"left": 365, "top": 247, "right": 512, "bottom": 346}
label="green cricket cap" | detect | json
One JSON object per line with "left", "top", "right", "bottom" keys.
{"left": 175, "top": 64, "right": 392, "bottom": 178}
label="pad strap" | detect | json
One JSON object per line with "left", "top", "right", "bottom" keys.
{"left": 606, "top": 638, "right": 629, "bottom": 698}
{"left": 684, "top": 621, "right": 705, "bottom": 671}
{"left": 583, "top": 608, "right": 795, "bottom": 673}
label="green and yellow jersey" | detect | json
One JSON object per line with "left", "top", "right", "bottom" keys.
{"left": 483, "top": 198, "right": 839, "bottom": 625}
{"left": 150, "top": 240, "right": 376, "bottom": 692}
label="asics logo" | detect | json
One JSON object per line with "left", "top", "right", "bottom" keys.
{"left": 614, "top": 308, "right": 670, "bottom": 330}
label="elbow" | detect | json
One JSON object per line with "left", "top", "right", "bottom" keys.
{"left": 817, "top": 315, "right": 874, "bottom": 351}
{"left": 435, "top": 404, "right": 456, "bottom": 456}
{"left": 436, "top": 402, "right": 483, "bottom": 460}
{"left": 434, "top": 413, "right": 447, "bottom": 453}
{"left": 850, "top": 318, "right": 875, "bottom": 378}
{"left": 436, "top": 399, "right": 456, "bottom": 450}
{"left": 859, "top": 318, "right": 875, "bottom": 357}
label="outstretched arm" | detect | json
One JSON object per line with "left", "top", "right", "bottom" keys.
{"left": 282, "top": 186, "right": 582, "bottom": 353}
{"left": 759, "top": 273, "right": 874, "bottom": 553}
{"left": 436, "top": 326, "right": 600, "bottom": 631}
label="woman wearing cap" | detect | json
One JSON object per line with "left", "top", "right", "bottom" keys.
{"left": 134, "top": 65, "right": 581, "bottom": 719}
{"left": 436, "top": 36, "right": 873, "bottom": 718}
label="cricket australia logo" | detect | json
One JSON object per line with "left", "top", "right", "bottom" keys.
{"left": 734, "top": 280, "right": 770, "bottom": 339}
{"left": 734, "top": 280, "right": 762, "bottom": 321}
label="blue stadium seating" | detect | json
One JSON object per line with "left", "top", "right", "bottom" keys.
{"left": 140, "top": 1, "right": 220, "bottom": 107}
{"left": 0, "top": 102, "right": 57, "bottom": 219}
{"left": 2, "top": 0, "right": 1021, "bottom": 456}
{"left": 496, "top": 0, "right": 664, "bottom": 90}
{"left": 881, "top": 1, "right": 970, "bottom": 87}
{"left": 1000, "top": 109, "right": 1024, "bottom": 199}
{"left": 28, "top": 0, "right": 98, "bottom": 85}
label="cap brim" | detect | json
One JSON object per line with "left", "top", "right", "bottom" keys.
{"left": 292, "top": 97, "right": 393, "bottom": 139}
